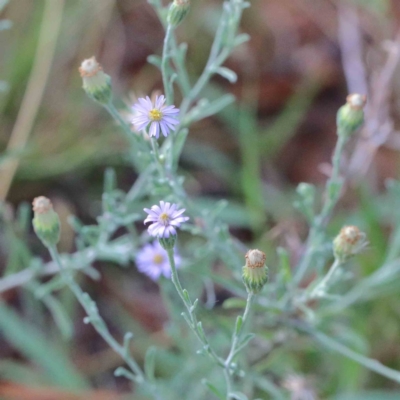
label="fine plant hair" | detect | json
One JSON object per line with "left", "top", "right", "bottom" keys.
{"left": 3, "top": 1, "right": 400, "bottom": 400}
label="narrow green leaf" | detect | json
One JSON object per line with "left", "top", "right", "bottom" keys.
{"left": 234, "top": 315, "right": 243, "bottom": 336}
{"left": 222, "top": 298, "right": 247, "bottom": 309}
{"left": 202, "top": 379, "right": 225, "bottom": 399}
{"left": 215, "top": 67, "right": 237, "bottom": 83}
{"left": 144, "top": 346, "right": 157, "bottom": 381}
{"left": 147, "top": 55, "right": 162, "bottom": 68}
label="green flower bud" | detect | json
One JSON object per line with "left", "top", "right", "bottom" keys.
{"left": 333, "top": 225, "right": 367, "bottom": 263}
{"left": 167, "top": 0, "right": 190, "bottom": 27}
{"left": 336, "top": 94, "right": 366, "bottom": 138}
{"left": 158, "top": 235, "right": 176, "bottom": 250}
{"left": 79, "top": 57, "right": 112, "bottom": 105}
{"left": 32, "top": 196, "right": 60, "bottom": 248}
{"left": 242, "top": 249, "right": 268, "bottom": 294}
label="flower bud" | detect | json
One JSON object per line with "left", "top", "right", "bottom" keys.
{"left": 32, "top": 197, "right": 60, "bottom": 248}
{"left": 242, "top": 249, "right": 268, "bottom": 294}
{"left": 79, "top": 57, "right": 112, "bottom": 105}
{"left": 158, "top": 235, "right": 176, "bottom": 250}
{"left": 336, "top": 94, "right": 366, "bottom": 138}
{"left": 167, "top": 0, "right": 190, "bottom": 27}
{"left": 333, "top": 225, "right": 367, "bottom": 262}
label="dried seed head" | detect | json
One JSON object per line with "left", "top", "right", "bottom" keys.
{"left": 32, "top": 197, "right": 60, "bottom": 248}
{"left": 79, "top": 57, "right": 112, "bottom": 105}
{"left": 32, "top": 196, "right": 52, "bottom": 214}
{"left": 242, "top": 249, "right": 268, "bottom": 294}
{"left": 245, "top": 249, "right": 267, "bottom": 268}
{"left": 346, "top": 93, "right": 367, "bottom": 110}
{"left": 337, "top": 93, "right": 366, "bottom": 138}
{"left": 333, "top": 225, "right": 367, "bottom": 262}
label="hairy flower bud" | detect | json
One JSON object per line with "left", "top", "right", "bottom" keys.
{"left": 79, "top": 57, "right": 112, "bottom": 105}
{"left": 333, "top": 225, "right": 367, "bottom": 262}
{"left": 242, "top": 249, "right": 268, "bottom": 294}
{"left": 32, "top": 197, "right": 60, "bottom": 248}
{"left": 168, "top": 0, "right": 190, "bottom": 27}
{"left": 336, "top": 94, "right": 366, "bottom": 138}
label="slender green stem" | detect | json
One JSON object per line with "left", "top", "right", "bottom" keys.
{"left": 319, "top": 135, "right": 346, "bottom": 219}
{"left": 150, "top": 138, "right": 165, "bottom": 178}
{"left": 179, "top": 0, "right": 246, "bottom": 118}
{"left": 166, "top": 246, "right": 256, "bottom": 399}
{"left": 224, "top": 292, "right": 254, "bottom": 399}
{"left": 309, "top": 258, "right": 342, "bottom": 299}
{"left": 312, "top": 329, "right": 400, "bottom": 383}
{"left": 47, "top": 246, "right": 163, "bottom": 398}
{"left": 165, "top": 247, "right": 224, "bottom": 367}
{"left": 104, "top": 102, "right": 149, "bottom": 171}
{"left": 294, "top": 135, "right": 347, "bottom": 285}
{"left": 105, "top": 102, "right": 135, "bottom": 141}
{"left": 162, "top": 25, "right": 174, "bottom": 105}
{"left": 170, "top": 36, "right": 191, "bottom": 96}
{"left": 223, "top": 369, "right": 232, "bottom": 399}
{"left": 225, "top": 292, "right": 254, "bottom": 367}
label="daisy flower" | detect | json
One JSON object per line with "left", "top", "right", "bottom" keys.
{"left": 135, "top": 241, "right": 181, "bottom": 280}
{"left": 144, "top": 201, "right": 189, "bottom": 238}
{"left": 131, "top": 95, "right": 180, "bottom": 138}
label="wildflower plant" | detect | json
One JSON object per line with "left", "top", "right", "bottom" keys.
{"left": 3, "top": 0, "right": 400, "bottom": 399}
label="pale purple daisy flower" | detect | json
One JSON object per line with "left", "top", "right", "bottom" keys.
{"left": 131, "top": 95, "right": 180, "bottom": 139}
{"left": 144, "top": 201, "right": 189, "bottom": 238}
{"left": 135, "top": 241, "right": 181, "bottom": 280}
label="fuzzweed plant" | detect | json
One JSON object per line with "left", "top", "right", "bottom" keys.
{"left": 3, "top": 1, "right": 400, "bottom": 399}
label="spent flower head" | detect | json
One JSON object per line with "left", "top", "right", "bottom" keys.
{"left": 242, "top": 249, "right": 268, "bottom": 294}
{"left": 337, "top": 93, "right": 366, "bottom": 138}
{"left": 131, "top": 95, "right": 179, "bottom": 139}
{"left": 79, "top": 57, "right": 112, "bottom": 105}
{"left": 333, "top": 225, "right": 368, "bottom": 263}
{"left": 32, "top": 196, "right": 60, "bottom": 248}
{"left": 136, "top": 241, "right": 181, "bottom": 280}
{"left": 144, "top": 201, "right": 189, "bottom": 239}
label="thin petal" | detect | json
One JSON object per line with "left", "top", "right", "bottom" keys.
{"left": 149, "top": 122, "right": 159, "bottom": 138}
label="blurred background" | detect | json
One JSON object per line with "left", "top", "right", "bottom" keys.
{"left": 1, "top": 0, "right": 400, "bottom": 399}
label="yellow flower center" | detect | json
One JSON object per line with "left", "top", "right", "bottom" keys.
{"left": 159, "top": 212, "right": 169, "bottom": 225}
{"left": 149, "top": 109, "right": 163, "bottom": 121}
{"left": 153, "top": 254, "right": 164, "bottom": 264}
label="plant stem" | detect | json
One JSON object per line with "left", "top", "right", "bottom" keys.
{"left": 225, "top": 292, "right": 254, "bottom": 366}
{"left": 150, "top": 138, "right": 165, "bottom": 178}
{"left": 47, "top": 246, "right": 162, "bottom": 398}
{"left": 224, "top": 292, "right": 254, "bottom": 399}
{"left": 165, "top": 247, "right": 224, "bottom": 367}
{"left": 162, "top": 25, "right": 174, "bottom": 105}
{"left": 294, "top": 135, "right": 347, "bottom": 285}
{"left": 166, "top": 247, "right": 255, "bottom": 399}
{"left": 104, "top": 102, "right": 149, "bottom": 172}
{"left": 309, "top": 258, "right": 342, "bottom": 299}
{"left": 312, "top": 329, "right": 400, "bottom": 383}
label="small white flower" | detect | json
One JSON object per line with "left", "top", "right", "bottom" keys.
{"left": 135, "top": 241, "right": 181, "bottom": 280}
{"left": 144, "top": 201, "right": 189, "bottom": 238}
{"left": 131, "top": 95, "right": 179, "bottom": 138}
